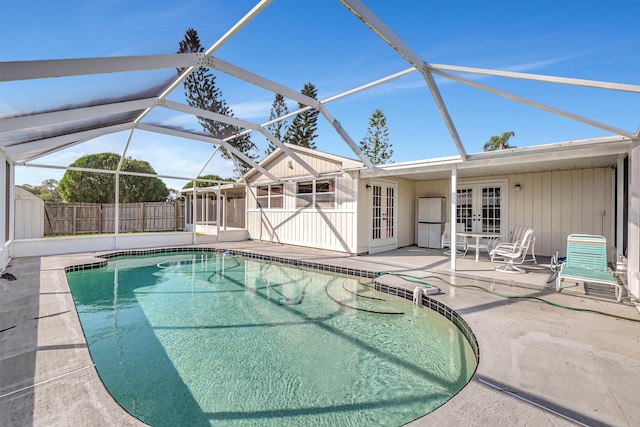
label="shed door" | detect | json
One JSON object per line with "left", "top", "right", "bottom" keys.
{"left": 369, "top": 180, "right": 397, "bottom": 254}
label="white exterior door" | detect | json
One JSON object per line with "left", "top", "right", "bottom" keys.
{"left": 369, "top": 180, "right": 397, "bottom": 254}
{"left": 456, "top": 182, "right": 506, "bottom": 238}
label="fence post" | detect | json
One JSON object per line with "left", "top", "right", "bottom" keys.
{"left": 140, "top": 202, "right": 145, "bottom": 232}
{"left": 99, "top": 204, "right": 102, "bottom": 234}
{"left": 72, "top": 205, "right": 77, "bottom": 235}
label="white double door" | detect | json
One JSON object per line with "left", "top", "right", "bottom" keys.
{"left": 369, "top": 180, "right": 397, "bottom": 254}
{"left": 456, "top": 182, "right": 505, "bottom": 237}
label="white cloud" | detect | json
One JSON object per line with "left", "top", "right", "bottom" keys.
{"left": 229, "top": 100, "right": 273, "bottom": 121}
{"left": 502, "top": 51, "right": 596, "bottom": 73}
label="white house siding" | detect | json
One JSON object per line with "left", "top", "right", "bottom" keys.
{"left": 246, "top": 147, "right": 361, "bottom": 253}
{"left": 250, "top": 148, "right": 363, "bottom": 183}
{"left": 412, "top": 167, "right": 613, "bottom": 257}
{"left": 247, "top": 209, "right": 356, "bottom": 252}
{"left": 508, "top": 168, "right": 612, "bottom": 258}
{"left": 355, "top": 178, "right": 415, "bottom": 253}
{"left": 396, "top": 178, "right": 416, "bottom": 248}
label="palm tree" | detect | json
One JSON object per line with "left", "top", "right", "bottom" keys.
{"left": 483, "top": 131, "right": 516, "bottom": 151}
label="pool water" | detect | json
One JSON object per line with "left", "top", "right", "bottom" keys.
{"left": 67, "top": 252, "right": 476, "bottom": 426}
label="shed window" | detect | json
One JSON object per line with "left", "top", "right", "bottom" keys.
{"left": 256, "top": 184, "right": 283, "bottom": 209}
{"left": 296, "top": 179, "right": 335, "bottom": 209}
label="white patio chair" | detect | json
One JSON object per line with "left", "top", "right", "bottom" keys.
{"left": 491, "top": 225, "right": 537, "bottom": 264}
{"left": 442, "top": 222, "right": 467, "bottom": 255}
{"left": 489, "top": 227, "right": 535, "bottom": 273}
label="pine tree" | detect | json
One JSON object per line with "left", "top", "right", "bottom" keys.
{"left": 178, "top": 28, "right": 256, "bottom": 175}
{"left": 265, "top": 93, "right": 289, "bottom": 155}
{"left": 359, "top": 109, "right": 393, "bottom": 164}
{"left": 283, "top": 82, "right": 319, "bottom": 149}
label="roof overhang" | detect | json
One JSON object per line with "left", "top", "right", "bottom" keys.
{"left": 360, "top": 135, "right": 632, "bottom": 181}
{"left": 179, "top": 182, "right": 244, "bottom": 194}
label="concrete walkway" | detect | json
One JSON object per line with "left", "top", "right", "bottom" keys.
{"left": 1, "top": 242, "right": 638, "bottom": 426}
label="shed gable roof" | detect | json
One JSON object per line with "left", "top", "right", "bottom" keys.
{"left": 245, "top": 144, "right": 363, "bottom": 183}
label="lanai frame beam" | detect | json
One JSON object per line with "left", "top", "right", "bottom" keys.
{"left": 203, "top": 56, "right": 376, "bottom": 170}
{"left": 161, "top": 99, "right": 319, "bottom": 178}
{"left": 339, "top": 0, "right": 468, "bottom": 161}
{"left": 432, "top": 68, "right": 635, "bottom": 139}
{"left": 0, "top": 54, "right": 199, "bottom": 82}
{"left": 136, "top": 123, "right": 278, "bottom": 182}
{"left": 430, "top": 63, "right": 640, "bottom": 94}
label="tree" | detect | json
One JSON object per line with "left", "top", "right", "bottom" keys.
{"left": 20, "top": 179, "right": 63, "bottom": 202}
{"left": 359, "top": 108, "right": 393, "bottom": 164}
{"left": 483, "top": 131, "right": 516, "bottom": 151}
{"left": 178, "top": 28, "right": 257, "bottom": 175}
{"left": 182, "top": 174, "right": 235, "bottom": 189}
{"left": 165, "top": 189, "right": 184, "bottom": 202}
{"left": 265, "top": 93, "right": 289, "bottom": 155}
{"left": 58, "top": 153, "right": 169, "bottom": 203}
{"left": 283, "top": 82, "right": 319, "bottom": 149}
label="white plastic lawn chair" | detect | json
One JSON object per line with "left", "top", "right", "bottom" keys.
{"left": 489, "top": 227, "right": 535, "bottom": 273}
{"left": 442, "top": 222, "right": 467, "bottom": 255}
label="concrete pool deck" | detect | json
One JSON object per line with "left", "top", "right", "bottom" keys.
{"left": 1, "top": 241, "right": 639, "bottom": 426}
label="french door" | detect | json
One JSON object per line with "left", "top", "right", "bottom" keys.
{"left": 456, "top": 182, "right": 505, "bottom": 238}
{"left": 369, "top": 180, "right": 397, "bottom": 254}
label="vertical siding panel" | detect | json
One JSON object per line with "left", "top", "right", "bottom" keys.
{"left": 325, "top": 212, "right": 331, "bottom": 249}
{"left": 514, "top": 173, "right": 525, "bottom": 226}
{"left": 398, "top": 179, "right": 414, "bottom": 247}
{"left": 522, "top": 173, "right": 534, "bottom": 228}
{"left": 540, "top": 172, "right": 553, "bottom": 256}
{"left": 561, "top": 170, "right": 574, "bottom": 252}
{"left": 593, "top": 168, "right": 606, "bottom": 237}
{"left": 327, "top": 212, "right": 332, "bottom": 249}
{"left": 551, "top": 170, "right": 564, "bottom": 255}
{"left": 337, "top": 212, "right": 342, "bottom": 249}
{"left": 571, "top": 169, "right": 583, "bottom": 233}
{"left": 317, "top": 211, "right": 323, "bottom": 248}
{"left": 582, "top": 168, "right": 594, "bottom": 234}
{"left": 336, "top": 212, "right": 342, "bottom": 249}
{"left": 317, "top": 212, "right": 324, "bottom": 245}
{"left": 507, "top": 173, "right": 515, "bottom": 230}
{"left": 300, "top": 210, "right": 304, "bottom": 246}
{"left": 344, "top": 212, "right": 349, "bottom": 250}
{"left": 603, "top": 168, "right": 612, "bottom": 239}
{"left": 530, "top": 172, "right": 543, "bottom": 255}
{"left": 314, "top": 211, "right": 319, "bottom": 247}
{"left": 325, "top": 212, "right": 332, "bottom": 249}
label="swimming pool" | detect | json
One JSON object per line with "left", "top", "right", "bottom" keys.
{"left": 66, "top": 250, "right": 477, "bottom": 426}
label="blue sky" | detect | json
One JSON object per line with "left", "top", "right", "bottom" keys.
{"left": 2, "top": 0, "right": 640, "bottom": 188}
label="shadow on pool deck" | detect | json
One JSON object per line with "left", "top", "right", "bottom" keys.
{"left": 0, "top": 257, "right": 39, "bottom": 427}
{"left": 0, "top": 242, "right": 639, "bottom": 426}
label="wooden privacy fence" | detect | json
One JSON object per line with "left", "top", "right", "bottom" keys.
{"left": 44, "top": 202, "right": 185, "bottom": 236}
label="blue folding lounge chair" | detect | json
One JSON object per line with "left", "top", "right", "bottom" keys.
{"left": 555, "top": 234, "right": 623, "bottom": 302}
